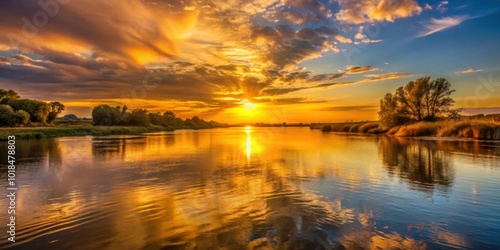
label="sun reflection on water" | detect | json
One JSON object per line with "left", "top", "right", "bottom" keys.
{"left": 245, "top": 126, "right": 252, "bottom": 160}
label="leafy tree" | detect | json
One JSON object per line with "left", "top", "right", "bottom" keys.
{"left": 0, "top": 89, "right": 20, "bottom": 104}
{"left": 394, "top": 77, "right": 429, "bottom": 121}
{"left": 378, "top": 93, "right": 410, "bottom": 129}
{"left": 422, "top": 78, "right": 457, "bottom": 120}
{"left": 47, "top": 102, "right": 65, "bottom": 123}
{"left": 92, "top": 105, "right": 122, "bottom": 125}
{"left": 184, "top": 118, "right": 194, "bottom": 127}
{"left": 163, "top": 111, "right": 177, "bottom": 126}
{"left": 379, "top": 77, "right": 459, "bottom": 128}
{"left": 148, "top": 112, "right": 165, "bottom": 126}
{"left": 163, "top": 111, "right": 175, "bottom": 117}
{"left": 0, "top": 105, "right": 30, "bottom": 127}
{"left": 15, "top": 110, "right": 30, "bottom": 125}
{"left": 8, "top": 99, "right": 50, "bottom": 123}
{"left": 130, "top": 109, "right": 150, "bottom": 126}
{"left": 121, "top": 105, "right": 128, "bottom": 115}
{"left": 0, "top": 105, "right": 18, "bottom": 126}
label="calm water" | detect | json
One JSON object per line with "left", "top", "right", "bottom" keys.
{"left": 1, "top": 127, "right": 500, "bottom": 250}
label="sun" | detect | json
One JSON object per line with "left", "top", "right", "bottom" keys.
{"left": 242, "top": 99, "right": 256, "bottom": 111}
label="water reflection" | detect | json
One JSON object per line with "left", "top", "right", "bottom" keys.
{"left": 378, "top": 136, "right": 454, "bottom": 193}
{"left": 0, "top": 128, "right": 499, "bottom": 249}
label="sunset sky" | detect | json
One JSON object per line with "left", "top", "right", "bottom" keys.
{"left": 0, "top": 0, "right": 499, "bottom": 123}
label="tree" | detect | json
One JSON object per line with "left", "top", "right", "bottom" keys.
{"left": 394, "top": 77, "right": 429, "bottom": 121}
{"left": 8, "top": 99, "right": 50, "bottom": 123}
{"left": 0, "top": 89, "right": 20, "bottom": 104}
{"left": 130, "top": 109, "right": 150, "bottom": 126}
{"left": 163, "top": 111, "right": 175, "bottom": 117}
{"left": 0, "top": 105, "right": 18, "bottom": 126}
{"left": 15, "top": 110, "right": 30, "bottom": 126}
{"left": 184, "top": 118, "right": 194, "bottom": 127}
{"left": 378, "top": 93, "right": 410, "bottom": 129}
{"left": 379, "top": 77, "right": 459, "bottom": 128}
{"left": 0, "top": 105, "right": 30, "bottom": 127}
{"left": 163, "top": 111, "right": 176, "bottom": 126}
{"left": 92, "top": 105, "right": 122, "bottom": 125}
{"left": 422, "top": 78, "right": 457, "bottom": 120}
{"left": 148, "top": 112, "right": 165, "bottom": 126}
{"left": 47, "top": 102, "right": 65, "bottom": 123}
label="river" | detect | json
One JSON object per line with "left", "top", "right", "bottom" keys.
{"left": 1, "top": 127, "right": 499, "bottom": 249}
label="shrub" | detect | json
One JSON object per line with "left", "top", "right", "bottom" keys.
{"left": 0, "top": 105, "right": 17, "bottom": 126}
{"left": 359, "top": 122, "right": 379, "bottom": 133}
{"left": 321, "top": 125, "right": 332, "bottom": 132}
{"left": 349, "top": 123, "right": 362, "bottom": 132}
{"left": 15, "top": 110, "right": 30, "bottom": 125}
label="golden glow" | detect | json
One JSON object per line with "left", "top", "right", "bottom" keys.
{"left": 243, "top": 99, "right": 256, "bottom": 111}
{"left": 245, "top": 126, "right": 252, "bottom": 159}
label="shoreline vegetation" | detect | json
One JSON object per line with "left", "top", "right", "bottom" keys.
{"left": 310, "top": 119, "right": 500, "bottom": 140}
{"left": 2, "top": 77, "right": 500, "bottom": 140}
{"left": 0, "top": 120, "right": 230, "bottom": 140}
{"left": 0, "top": 89, "right": 230, "bottom": 140}
{"left": 3, "top": 119, "right": 499, "bottom": 140}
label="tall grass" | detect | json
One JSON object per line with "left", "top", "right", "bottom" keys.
{"left": 437, "top": 121, "right": 500, "bottom": 140}
{"left": 393, "top": 121, "right": 500, "bottom": 139}
{"left": 313, "top": 120, "right": 500, "bottom": 140}
{"left": 394, "top": 122, "right": 441, "bottom": 137}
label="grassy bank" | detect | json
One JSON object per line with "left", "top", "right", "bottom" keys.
{"left": 0, "top": 125, "right": 171, "bottom": 140}
{"left": 311, "top": 120, "right": 500, "bottom": 140}
{"left": 311, "top": 122, "right": 384, "bottom": 134}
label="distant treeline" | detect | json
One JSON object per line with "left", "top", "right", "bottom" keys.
{"left": 92, "top": 105, "right": 228, "bottom": 129}
{"left": 0, "top": 89, "right": 64, "bottom": 127}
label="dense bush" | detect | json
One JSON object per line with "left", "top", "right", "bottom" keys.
{"left": 0, "top": 105, "right": 31, "bottom": 127}
{"left": 321, "top": 125, "right": 332, "bottom": 132}
{"left": 358, "top": 122, "right": 379, "bottom": 133}
{"left": 0, "top": 89, "right": 64, "bottom": 127}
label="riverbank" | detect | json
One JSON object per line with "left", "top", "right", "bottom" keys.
{"left": 0, "top": 125, "right": 170, "bottom": 140}
{"left": 311, "top": 120, "right": 500, "bottom": 140}
{"left": 0, "top": 124, "right": 229, "bottom": 140}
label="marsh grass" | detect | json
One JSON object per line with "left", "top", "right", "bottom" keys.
{"left": 395, "top": 122, "right": 441, "bottom": 137}
{"left": 312, "top": 120, "right": 500, "bottom": 139}
{"left": 437, "top": 121, "right": 500, "bottom": 140}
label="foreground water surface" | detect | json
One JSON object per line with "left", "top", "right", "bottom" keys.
{"left": 1, "top": 127, "right": 499, "bottom": 249}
